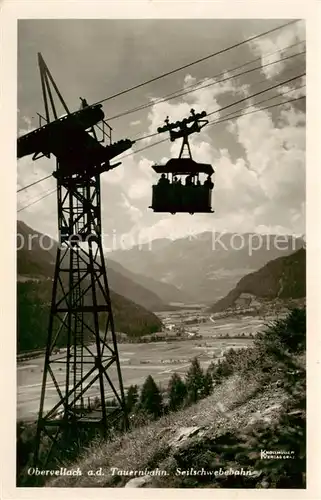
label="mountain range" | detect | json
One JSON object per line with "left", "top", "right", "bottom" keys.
{"left": 110, "top": 232, "right": 305, "bottom": 303}
{"left": 17, "top": 221, "right": 188, "bottom": 310}
{"left": 17, "top": 221, "right": 166, "bottom": 351}
{"left": 17, "top": 220, "right": 306, "bottom": 351}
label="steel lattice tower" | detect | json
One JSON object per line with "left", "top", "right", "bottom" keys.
{"left": 27, "top": 54, "right": 129, "bottom": 465}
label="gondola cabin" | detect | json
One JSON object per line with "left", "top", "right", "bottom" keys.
{"left": 150, "top": 158, "right": 214, "bottom": 214}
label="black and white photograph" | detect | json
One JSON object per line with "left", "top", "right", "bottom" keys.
{"left": 1, "top": 3, "right": 319, "bottom": 495}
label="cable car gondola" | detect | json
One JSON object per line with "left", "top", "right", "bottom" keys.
{"left": 151, "top": 158, "right": 214, "bottom": 214}
{"left": 150, "top": 110, "right": 215, "bottom": 214}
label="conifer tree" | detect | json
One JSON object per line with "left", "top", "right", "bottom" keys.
{"left": 139, "top": 375, "right": 163, "bottom": 418}
{"left": 126, "top": 384, "right": 139, "bottom": 413}
{"left": 185, "top": 357, "right": 206, "bottom": 403}
{"left": 202, "top": 368, "right": 214, "bottom": 397}
{"left": 168, "top": 372, "right": 187, "bottom": 411}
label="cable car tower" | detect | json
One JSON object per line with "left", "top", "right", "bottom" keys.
{"left": 17, "top": 54, "right": 134, "bottom": 465}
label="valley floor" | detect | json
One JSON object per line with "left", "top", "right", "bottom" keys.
{"left": 17, "top": 309, "right": 271, "bottom": 421}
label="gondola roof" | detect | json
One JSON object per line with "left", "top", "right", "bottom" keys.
{"left": 152, "top": 158, "right": 214, "bottom": 175}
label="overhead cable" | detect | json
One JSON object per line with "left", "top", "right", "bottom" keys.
{"left": 90, "top": 20, "right": 300, "bottom": 107}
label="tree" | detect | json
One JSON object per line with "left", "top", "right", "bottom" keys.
{"left": 168, "top": 373, "right": 187, "bottom": 412}
{"left": 207, "top": 361, "right": 216, "bottom": 377}
{"left": 185, "top": 357, "right": 206, "bottom": 403}
{"left": 126, "top": 385, "right": 139, "bottom": 413}
{"left": 255, "top": 308, "right": 306, "bottom": 355}
{"left": 139, "top": 375, "right": 163, "bottom": 418}
{"left": 202, "top": 369, "right": 214, "bottom": 397}
{"left": 212, "top": 359, "right": 222, "bottom": 383}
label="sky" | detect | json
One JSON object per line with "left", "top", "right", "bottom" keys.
{"left": 17, "top": 19, "right": 306, "bottom": 247}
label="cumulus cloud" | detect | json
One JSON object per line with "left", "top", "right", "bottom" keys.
{"left": 120, "top": 193, "right": 143, "bottom": 224}
{"left": 224, "top": 104, "right": 305, "bottom": 229}
{"left": 20, "top": 116, "right": 34, "bottom": 132}
{"left": 17, "top": 155, "right": 56, "bottom": 208}
{"left": 142, "top": 70, "right": 245, "bottom": 144}
{"left": 17, "top": 31, "right": 305, "bottom": 245}
{"left": 112, "top": 71, "right": 305, "bottom": 243}
{"left": 277, "top": 76, "right": 306, "bottom": 100}
{"left": 126, "top": 157, "right": 157, "bottom": 200}
{"left": 127, "top": 178, "right": 151, "bottom": 200}
{"left": 249, "top": 20, "right": 305, "bottom": 80}
{"left": 102, "top": 161, "right": 126, "bottom": 184}
{"left": 133, "top": 93, "right": 305, "bottom": 238}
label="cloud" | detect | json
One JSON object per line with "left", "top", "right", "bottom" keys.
{"left": 277, "top": 76, "right": 306, "bottom": 99}
{"left": 224, "top": 104, "right": 305, "bottom": 228}
{"left": 127, "top": 178, "right": 151, "bottom": 200}
{"left": 278, "top": 105, "right": 305, "bottom": 127}
{"left": 183, "top": 74, "right": 197, "bottom": 87}
{"left": 142, "top": 70, "right": 244, "bottom": 144}
{"left": 17, "top": 43, "right": 305, "bottom": 244}
{"left": 130, "top": 119, "right": 141, "bottom": 126}
{"left": 102, "top": 161, "right": 126, "bottom": 184}
{"left": 112, "top": 70, "right": 305, "bottom": 243}
{"left": 126, "top": 156, "right": 157, "bottom": 200}
{"left": 249, "top": 21, "right": 305, "bottom": 80}
{"left": 18, "top": 118, "right": 38, "bottom": 137}
{"left": 143, "top": 100, "right": 304, "bottom": 238}
{"left": 17, "top": 156, "right": 56, "bottom": 201}
{"left": 120, "top": 193, "right": 143, "bottom": 224}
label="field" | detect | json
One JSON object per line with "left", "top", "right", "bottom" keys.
{"left": 17, "top": 310, "right": 270, "bottom": 421}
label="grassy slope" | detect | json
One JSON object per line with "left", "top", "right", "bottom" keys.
{"left": 47, "top": 308, "right": 306, "bottom": 489}
{"left": 48, "top": 374, "right": 291, "bottom": 487}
